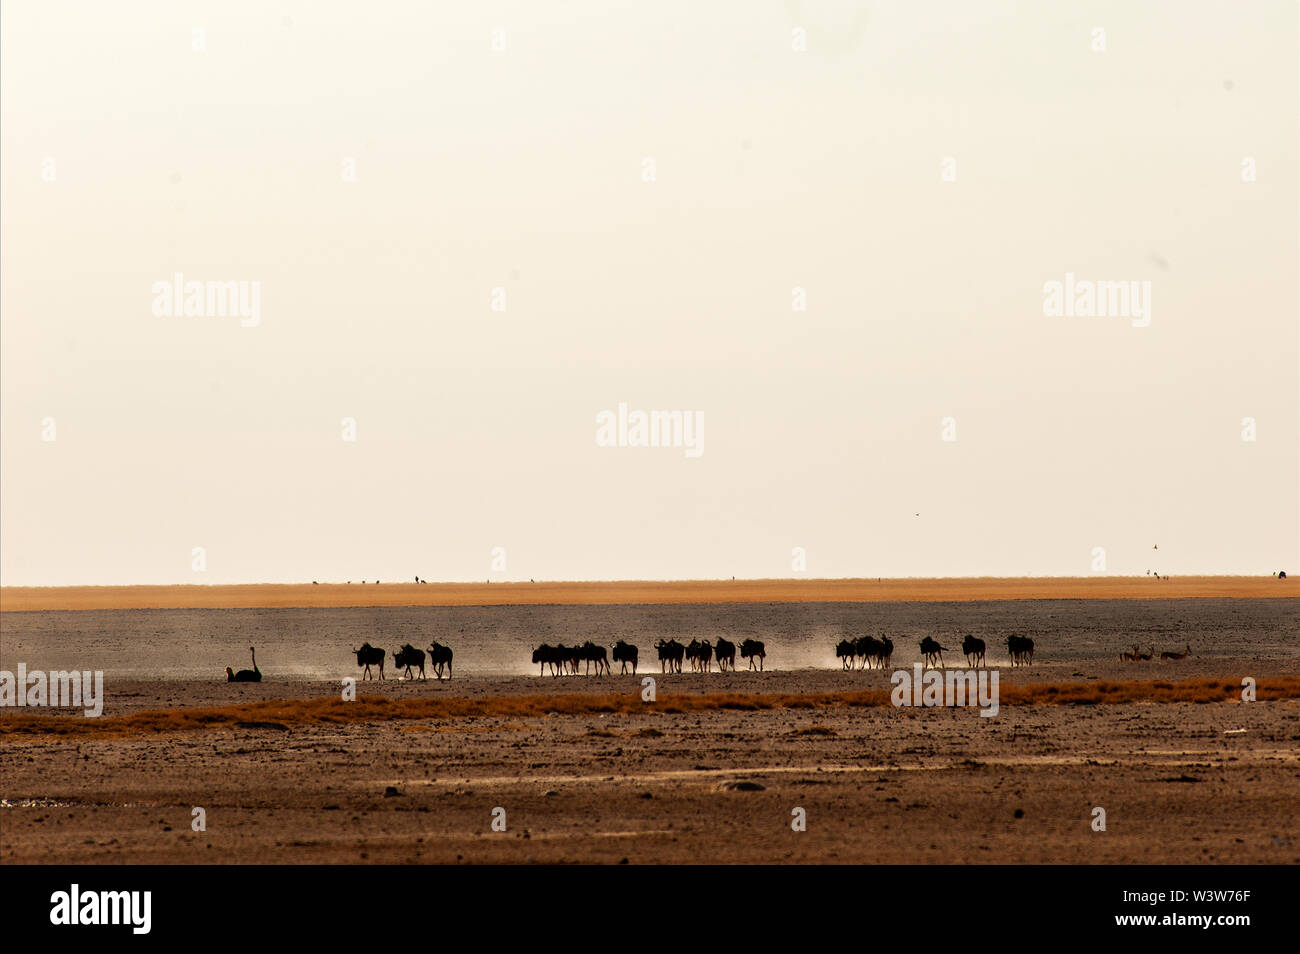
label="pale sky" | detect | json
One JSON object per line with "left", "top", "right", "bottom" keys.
{"left": 1, "top": 0, "right": 1296, "bottom": 585}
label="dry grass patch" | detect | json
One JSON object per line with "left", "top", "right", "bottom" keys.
{"left": 3, "top": 677, "right": 1297, "bottom": 741}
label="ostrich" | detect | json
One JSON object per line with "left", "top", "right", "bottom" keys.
{"left": 226, "top": 646, "right": 261, "bottom": 682}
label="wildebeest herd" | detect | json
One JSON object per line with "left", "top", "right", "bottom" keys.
{"left": 342, "top": 634, "right": 1038, "bottom": 681}
{"left": 528, "top": 638, "right": 766, "bottom": 676}
{"left": 351, "top": 641, "right": 455, "bottom": 681}
{"left": 217, "top": 625, "right": 1219, "bottom": 685}
{"left": 531, "top": 642, "right": 612, "bottom": 677}
{"left": 644, "top": 638, "right": 766, "bottom": 673}
{"left": 343, "top": 637, "right": 772, "bottom": 681}
{"left": 835, "top": 634, "right": 895, "bottom": 669}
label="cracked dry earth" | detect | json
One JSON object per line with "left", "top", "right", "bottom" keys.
{"left": 3, "top": 688, "right": 1298, "bottom": 864}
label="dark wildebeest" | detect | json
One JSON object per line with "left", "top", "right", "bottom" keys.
{"left": 685, "top": 639, "right": 713, "bottom": 672}
{"left": 740, "top": 639, "right": 766, "bottom": 671}
{"left": 854, "top": 635, "right": 884, "bottom": 670}
{"left": 612, "top": 640, "right": 638, "bottom": 674}
{"left": 961, "top": 634, "right": 986, "bottom": 669}
{"left": 580, "top": 641, "right": 611, "bottom": 676}
{"left": 352, "top": 643, "right": 385, "bottom": 680}
{"left": 533, "top": 644, "right": 559, "bottom": 677}
{"left": 655, "top": 639, "right": 685, "bottom": 674}
{"left": 1006, "top": 634, "right": 1035, "bottom": 667}
{"left": 427, "top": 641, "right": 453, "bottom": 679}
{"left": 394, "top": 643, "right": 426, "bottom": 680}
{"left": 878, "top": 635, "right": 894, "bottom": 669}
{"left": 919, "top": 636, "right": 949, "bottom": 670}
{"left": 835, "top": 639, "right": 856, "bottom": 669}
{"left": 714, "top": 638, "right": 736, "bottom": 672}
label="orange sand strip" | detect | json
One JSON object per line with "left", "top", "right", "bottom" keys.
{"left": 1, "top": 576, "right": 1292, "bottom": 612}
{"left": 2, "top": 677, "right": 1295, "bottom": 740}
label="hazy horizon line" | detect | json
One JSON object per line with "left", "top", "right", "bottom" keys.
{"left": 1, "top": 571, "right": 1288, "bottom": 590}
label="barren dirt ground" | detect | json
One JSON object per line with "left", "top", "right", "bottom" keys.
{"left": 3, "top": 667, "right": 1298, "bottom": 864}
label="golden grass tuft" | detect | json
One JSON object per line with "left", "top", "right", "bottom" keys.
{"left": 2, "top": 677, "right": 1297, "bottom": 741}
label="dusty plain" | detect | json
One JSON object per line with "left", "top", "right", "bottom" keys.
{"left": 1, "top": 578, "right": 1296, "bottom": 864}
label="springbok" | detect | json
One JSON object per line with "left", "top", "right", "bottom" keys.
{"left": 1160, "top": 643, "right": 1192, "bottom": 661}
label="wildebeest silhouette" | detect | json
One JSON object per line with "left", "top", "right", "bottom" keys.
{"left": 853, "top": 634, "right": 886, "bottom": 669}
{"left": 226, "top": 646, "right": 261, "bottom": 683}
{"left": 961, "top": 634, "right": 986, "bottom": 669}
{"left": 714, "top": 638, "right": 736, "bottom": 672}
{"left": 740, "top": 639, "right": 766, "bottom": 671}
{"left": 919, "top": 636, "right": 949, "bottom": 670}
{"left": 612, "top": 640, "right": 638, "bottom": 674}
{"left": 1006, "top": 634, "right": 1035, "bottom": 667}
{"left": 655, "top": 639, "right": 685, "bottom": 674}
{"left": 352, "top": 643, "right": 385, "bottom": 680}
{"left": 685, "top": 639, "right": 713, "bottom": 672}
{"left": 835, "top": 639, "right": 856, "bottom": 669}
{"left": 878, "top": 635, "right": 894, "bottom": 669}
{"left": 580, "top": 641, "right": 611, "bottom": 676}
{"left": 393, "top": 644, "right": 426, "bottom": 680}
{"left": 427, "top": 641, "right": 453, "bottom": 679}
{"left": 533, "top": 644, "right": 562, "bottom": 677}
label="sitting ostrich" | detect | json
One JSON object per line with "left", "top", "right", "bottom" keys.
{"left": 226, "top": 646, "right": 262, "bottom": 683}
